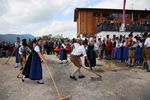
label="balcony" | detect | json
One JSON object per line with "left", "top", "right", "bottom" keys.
{"left": 96, "top": 23, "right": 150, "bottom": 32}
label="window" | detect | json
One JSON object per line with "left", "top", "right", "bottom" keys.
{"left": 112, "top": 13, "right": 118, "bottom": 18}
{"left": 118, "top": 14, "right": 129, "bottom": 18}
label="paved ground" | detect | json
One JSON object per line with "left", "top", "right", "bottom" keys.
{"left": 0, "top": 55, "right": 150, "bottom": 100}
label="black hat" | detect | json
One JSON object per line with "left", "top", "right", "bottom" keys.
{"left": 22, "top": 39, "right": 27, "bottom": 42}
{"left": 22, "top": 39, "right": 27, "bottom": 46}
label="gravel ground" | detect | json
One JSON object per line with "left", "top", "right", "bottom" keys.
{"left": 0, "top": 55, "right": 150, "bottom": 100}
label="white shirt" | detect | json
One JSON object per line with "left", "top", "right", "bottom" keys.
{"left": 61, "top": 43, "right": 66, "bottom": 49}
{"left": 71, "top": 43, "right": 87, "bottom": 57}
{"left": 34, "top": 45, "right": 40, "bottom": 53}
{"left": 94, "top": 43, "right": 98, "bottom": 51}
{"left": 19, "top": 46, "right": 31, "bottom": 55}
{"left": 15, "top": 42, "right": 21, "bottom": 48}
{"left": 144, "top": 37, "right": 150, "bottom": 47}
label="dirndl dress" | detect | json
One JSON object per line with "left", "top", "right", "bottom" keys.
{"left": 15, "top": 48, "right": 20, "bottom": 63}
{"left": 123, "top": 47, "right": 129, "bottom": 60}
{"left": 115, "top": 47, "right": 121, "bottom": 60}
{"left": 22, "top": 53, "right": 32, "bottom": 78}
{"left": 59, "top": 49, "right": 67, "bottom": 60}
{"left": 85, "top": 45, "right": 96, "bottom": 67}
{"left": 29, "top": 50, "right": 42, "bottom": 80}
{"left": 135, "top": 46, "right": 142, "bottom": 62}
{"left": 111, "top": 48, "right": 116, "bottom": 59}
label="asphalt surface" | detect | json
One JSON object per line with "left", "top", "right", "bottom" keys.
{"left": 0, "top": 55, "right": 150, "bottom": 100}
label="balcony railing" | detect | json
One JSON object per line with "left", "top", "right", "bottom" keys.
{"left": 96, "top": 23, "right": 150, "bottom": 32}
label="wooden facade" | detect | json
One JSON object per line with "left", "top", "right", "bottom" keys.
{"left": 74, "top": 8, "right": 150, "bottom": 37}
{"left": 76, "top": 10, "right": 96, "bottom": 36}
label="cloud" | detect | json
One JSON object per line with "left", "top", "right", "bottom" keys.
{"left": 0, "top": 0, "right": 90, "bottom": 37}
{"left": 93, "top": 0, "right": 150, "bottom": 10}
{"left": 0, "top": 0, "right": 9, "bottom": 16}
{"left": 37, "top": 20, "right": 76, "bottom": 38}
{"left": 0, "top": 0, "right": 149, "bottom": 38}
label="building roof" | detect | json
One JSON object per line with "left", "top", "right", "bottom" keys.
{"left": 74, "top": 8, "right": 150, "bottom": 21}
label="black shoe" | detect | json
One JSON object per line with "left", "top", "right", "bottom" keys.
{"left": 130, "top": 65, "right": 134, "bottom": 67}
{"left": 66, "top": 61, "right": 69, "bottom": 63}
{"left": 70, "top": 76, "right": 77, "bottom": 80}
{"left": 20, "top": 67, "right": 23, "bottom": 70}
{"left": 22, "top": 75, "right": 25, "bottom": 82}
{"left": 22, "top": 78, "right": 25, "bottom": 82}
{"left": 144, "top": 62, "right": 148, "bottom": 69}
{"left": 14, "top": 66, "right": 18, "bottom": 68}
{"left": 78, "top": 75, "right": 85, "bottom": 79}
{"left": 147, "top": 70, "right": 150, "bottom": 72}
{"left": 37, "top": 81, "right": 44, "bottom": 84}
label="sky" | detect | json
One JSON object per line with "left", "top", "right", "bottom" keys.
{"left": 0, "top": 0, "right": 149, "bottom": 38}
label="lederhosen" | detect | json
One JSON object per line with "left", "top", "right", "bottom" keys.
{"left": 20, "top": 47, "right": 29, "bottom": 64}
{"left": 70, "top": 54, "right": 82, "bottom": 68}
{"left": 128, "top": 39, "right": 135, "bottom": 58}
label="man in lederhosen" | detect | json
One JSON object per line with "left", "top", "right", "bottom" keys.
{"left": 127, "top": 33, "right": 137, "bottom": 67}
{"left": 70, "top": 39, "right": 91, "bottom": 80}
{"left": 144, "top": 34, "right": 150, "bottom": 72}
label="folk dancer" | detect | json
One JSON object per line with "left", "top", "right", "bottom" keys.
{"left": 15, "top": 37, "right": 21, "bottom": 68}
{"left": 19, "top": 39, "right": 31, "bottom": 70}
{"left": 29, "top": 38, "right": 47, "bottom": 84}
{"left": 144, "top": 34, "right": 150, "bottom": 72}
{"left": 22, "top": 39, "right": 36, "bottom": 82}
{"left": 59, "top": 40, "right": 68, "bottom": 64}
{"left": 70, "top": 39, "right": 91, "bottom": 80}
{"left": 127, "top": 34, "right": 137, "bottom": 67}
{"left": 85, "top": 39, "right": 97, "bottom": 69}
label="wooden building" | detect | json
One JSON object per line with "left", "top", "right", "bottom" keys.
{"left": 74, "top": 8, "right": 150, "bottom": 37}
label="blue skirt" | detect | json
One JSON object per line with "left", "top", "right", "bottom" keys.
{"left": 135, "top": 47, "right": 142, "bottom": 61}
{"left": 123, "top": 47, "right": 129, "bottom": 60}
{"left": 29, "top": 52, "right": 42, "bottom": 80}
{"left": 85, "top": 49, "right": 96, "bottom": 67}
{"left": 111, "top": 48, "right": 116, "bottom": 59}
{"left": 59, "top": 49, "right": 67, "bottom": 60}
{"left": 15, "top": 48, "right": 19, "bottom": 63}
{"left": 115, "top": 48, "right": 121, "bottom": 60}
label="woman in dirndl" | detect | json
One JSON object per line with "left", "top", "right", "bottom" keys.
{"left": 111, "top": 39, "right": 117, "bottom": 59}
{"left": 59, "top": 40, "right": 68, "bottom": 64}
{"left": 135, "top": 41, "right": 142, "bottom": 64}
{"left": 123, "top": 38, "right": 129, "bottom": 63}
{"left": 15, "top": 37, "right": 21, "bottom": 68}
{"left": 29, "top": 38, "right": 47, "bottom": 84}
{"left": 85, "top": 42, "right": 96, "bottom": 68}
{"left": 22, "top": 39, "right": 36, "bottom": 82}
{"left": 115, "top": 40, "right": 122, "bottom": 62}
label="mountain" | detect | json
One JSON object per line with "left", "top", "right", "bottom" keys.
{"left": 0, "top": 34, "right": 35, "bottom": 43}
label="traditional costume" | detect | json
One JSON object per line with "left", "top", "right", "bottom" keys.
{"left": 15, "top": 37, "right": 21, "bottom": 68}
{"left": 144, "top": 36, "right": 150, "bottom": 71}
{"left": 70, "top": 42, "right": 88, "bottom": 80}
{"left": 29, "top": 45, "right": 43, "bottom": 83}
{"left": 19, "top": 39, "right": 31, "bottom": 70}
{"left": 115, "top": 41, "right": 122, "bottom": 62}
{"left": 22, "top": 53, "right": 32, "bottom": 80}
{"left": 59, "top": 43, "right": 68, "bottom": 64}
{"left": 128, "top": 36, "right": 137, "bottom": 67}
{"left": 22, "top": 41, "right": 36, "bottom": 82}
{"left": 85, "top": 44, "right": 96, "bottom": 67}
{"left": 135, "top": 42, "right": 142, "bottom": 63}
{"left": 106, "top": 40, "right": 113, "bottom": 59}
